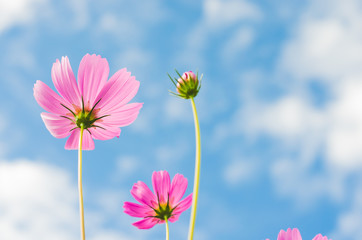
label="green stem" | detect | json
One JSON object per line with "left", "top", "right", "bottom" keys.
{"left": 78, "top": 125, "right": 86, "bottom": 240}
{"left": 165, "top": 218, "right": 170, "bottom": 240}
{"left": 188, "top": 97, "right": 201, "bottom": 240}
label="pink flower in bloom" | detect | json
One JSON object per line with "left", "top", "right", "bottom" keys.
{"left": 124, "top": 170, "right": 193, "bottom": 229}
{"left": 34, "top": 54, "right": 142, "bottom": 150}
{"left": 266, "top": 228, "right": 331, "bottom": 240}
{"left": 312, "top": 234, "right": 330, "bottom": 240}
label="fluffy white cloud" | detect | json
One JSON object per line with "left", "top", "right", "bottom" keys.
{"left": 0, "top": 0, "right": 90, "bottom": 33}
{"left": 0, "top": 159, "right": 79, "bottom": 240}
{"left": 279, "top": 0, "right": 362, "bottom": 81}
{"left": 204, "top": 0, "right": 262, "bottom": 29}
{"left": 0, "top": 159, "right": 154, "bottom": 240}
{"left": 0, "top": 0, "right": 46, "bottom": 33}
{"left": 241, "top": 96, "right": 324, "bottom": 141}
{"left": 332, "top": 185, "right": 362, "bottom": 239}
{"left": 222, "top": 0, "right": 362, "bottom": 210}
{"left": 325, "top": 76, "right": 362, "bottom": 168}
{"left": 254, "top": 0, "right": 362, "bottom": 169}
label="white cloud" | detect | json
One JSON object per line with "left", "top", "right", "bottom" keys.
{"left": 0, "top": 0, "right": 89, "bottom": 33}
{"left": 241, "top": 96, "right": 324, "bottom": 141}
{"left": 0, "top": 0, "right": 46, "bottom": 33}
{"left": 325, "top": 76, "right": 362, "bottom": 169}
{"left": 0, "top": 159, "right": 79, "bottom": 240}
{"left": 278, "top": 0, "right": 362, "bottom": 81}
{"left": 225, "top": 0, "right": 362, "bottom": 206}
{"left": 0, "top": 159, "right": 158, "bottom": 240}
{"left": 204, "top": 0, "right": 262, "bottom": 29}
{"left": 332, "top": 185, "right": 362, "bottom": 240}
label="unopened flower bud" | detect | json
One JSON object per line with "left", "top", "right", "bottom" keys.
{"left": 169, "top": 70, "right": 202, "bottom": 99}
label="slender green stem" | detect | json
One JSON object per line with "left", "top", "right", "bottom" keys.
{"left": 165, "top": 218, "right": 170, "bottom": 240}
{"left": 188, "top": 97, "right": 201, "bottom": 240}
{"left": 78, "top": 125, "right": 86, "bottom": 240}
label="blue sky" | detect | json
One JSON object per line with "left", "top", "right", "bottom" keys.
{"left": 1, "top": 0, "right": 362, "bottom": 239}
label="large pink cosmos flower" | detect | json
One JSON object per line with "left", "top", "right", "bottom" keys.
{"left": 266, "top": 228, "right": 331, "bottom": 240}
{"left": 34, "top": 54, "right": 142, "bottom": 150}
{"left": 124, "top": 170, "right": 193, "bottom": 229}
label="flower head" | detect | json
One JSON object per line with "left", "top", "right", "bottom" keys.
{"left": 124, "top": 170, "right": 192, "bottom": 229}
{"left": 266, "top": 228, "right": 331, "bottom": 240}
{"left": 34, "top": 54, "right": 142, "bottom": 150}
{"left": 169, "top": 70, "right": 201, "bottom": 99}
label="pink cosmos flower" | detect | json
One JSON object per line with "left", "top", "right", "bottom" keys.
{"left": 124, "top": 170, "right": 193, "bottom": 229}
{"left": 266, "top": 228, "right": 331, "bottom": 240}
{"left": 34, "top": 54, "right": 142, "bottom": 150}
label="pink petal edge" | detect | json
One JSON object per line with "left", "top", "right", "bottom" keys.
{"left": 51, "top": 56, "right": 81, "bottom": 107}
{"left": 152, "top": 171, "right": 171, "bottom": 205}
{"left": 169, "top": 173, "right": 188, "bottom": 206}
{"left": 64, "top": 129, "right": 95, "bottom": 150}
{"left": 131, "top": 181, "right": 157, "bottom": 208}
{"left": 34, "top": 80, "right": 72, "bottom": 115}
{"left": 40, "top": 112, "right": 74, "bottom": 138}
{"left": 132, "top": 217, "right": 159, "bottom": 229}
{"left": 78, "top": 54, "right": 109, "bottom": 109}
{"left": 172, "top": 193, "right": 192, "bottom": 215}
{"left": 123, "top": 202, "right": 154, "bottom": 218}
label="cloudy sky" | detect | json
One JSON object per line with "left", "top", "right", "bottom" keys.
{"left": 1, "top": 0, "right": 362, "bottom": 239}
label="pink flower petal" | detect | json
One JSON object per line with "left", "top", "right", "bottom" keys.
{"left": 77, "top": 54, "right": 109, "bottom": 109}
{"left": 168, "top": 213, "right": 180, "bottom": 223}
{"left": 169, "top": 173, "right": 188, "bottom": 206}
{"left": 131, "top": 181, "right": 158, "bottom": 208}
{"left": 101, "top": 103, "right": 143, "bottom": 127}
{"left": 65, "top": 129, "right": 80, "bottom": 150}
{"left": 312, "top": 234, "right": 329, "bottom": 240}
{"left": 123, "top": 202, "right": 154, "bottom": 218}
{"left": 41, "top": 112, "right": 74, "bottom": 138}
{"left": 152, "top": 171, "right": 171, "bottom": 205}
{"left": 98, "top": 76, "right": 140, "bottom": 115}
{"left": 132, "top": 217, "right": 159, "bottom": 229}
{"left": 64, "top": 129, "right": 95, "bottom": 150}
{"left": 172, "top": 193, "right": 192, "bottom": 215}
{"left": 34, "top": 80, "right": 72, "bottom": 115}
{"left": 51, "top": 56, "right": 81, "bottom": 107}
{"left": 82, "top": 130, "right": 95, "bottom": 150}
{"left": 278, "top": 228, "right": 302, "bottom": 240}
{"left": 89, "top": 124, "right": 121, "bottom": 140}
{"left": 95, "top": 68, "right": 131, "bottom": 109}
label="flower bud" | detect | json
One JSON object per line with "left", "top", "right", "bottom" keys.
{"left": 169, "top": 70, "right": 202, "bottom": 99}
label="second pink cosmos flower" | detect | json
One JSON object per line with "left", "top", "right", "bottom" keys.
{"left": 124, "top": 170, "right": 193, "bottom": 229}
{"left": 34, "top": 54, "right": 142, "bottom": 150}
{"left": 267, "top": 228, "right": 331, "bottom": 240}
